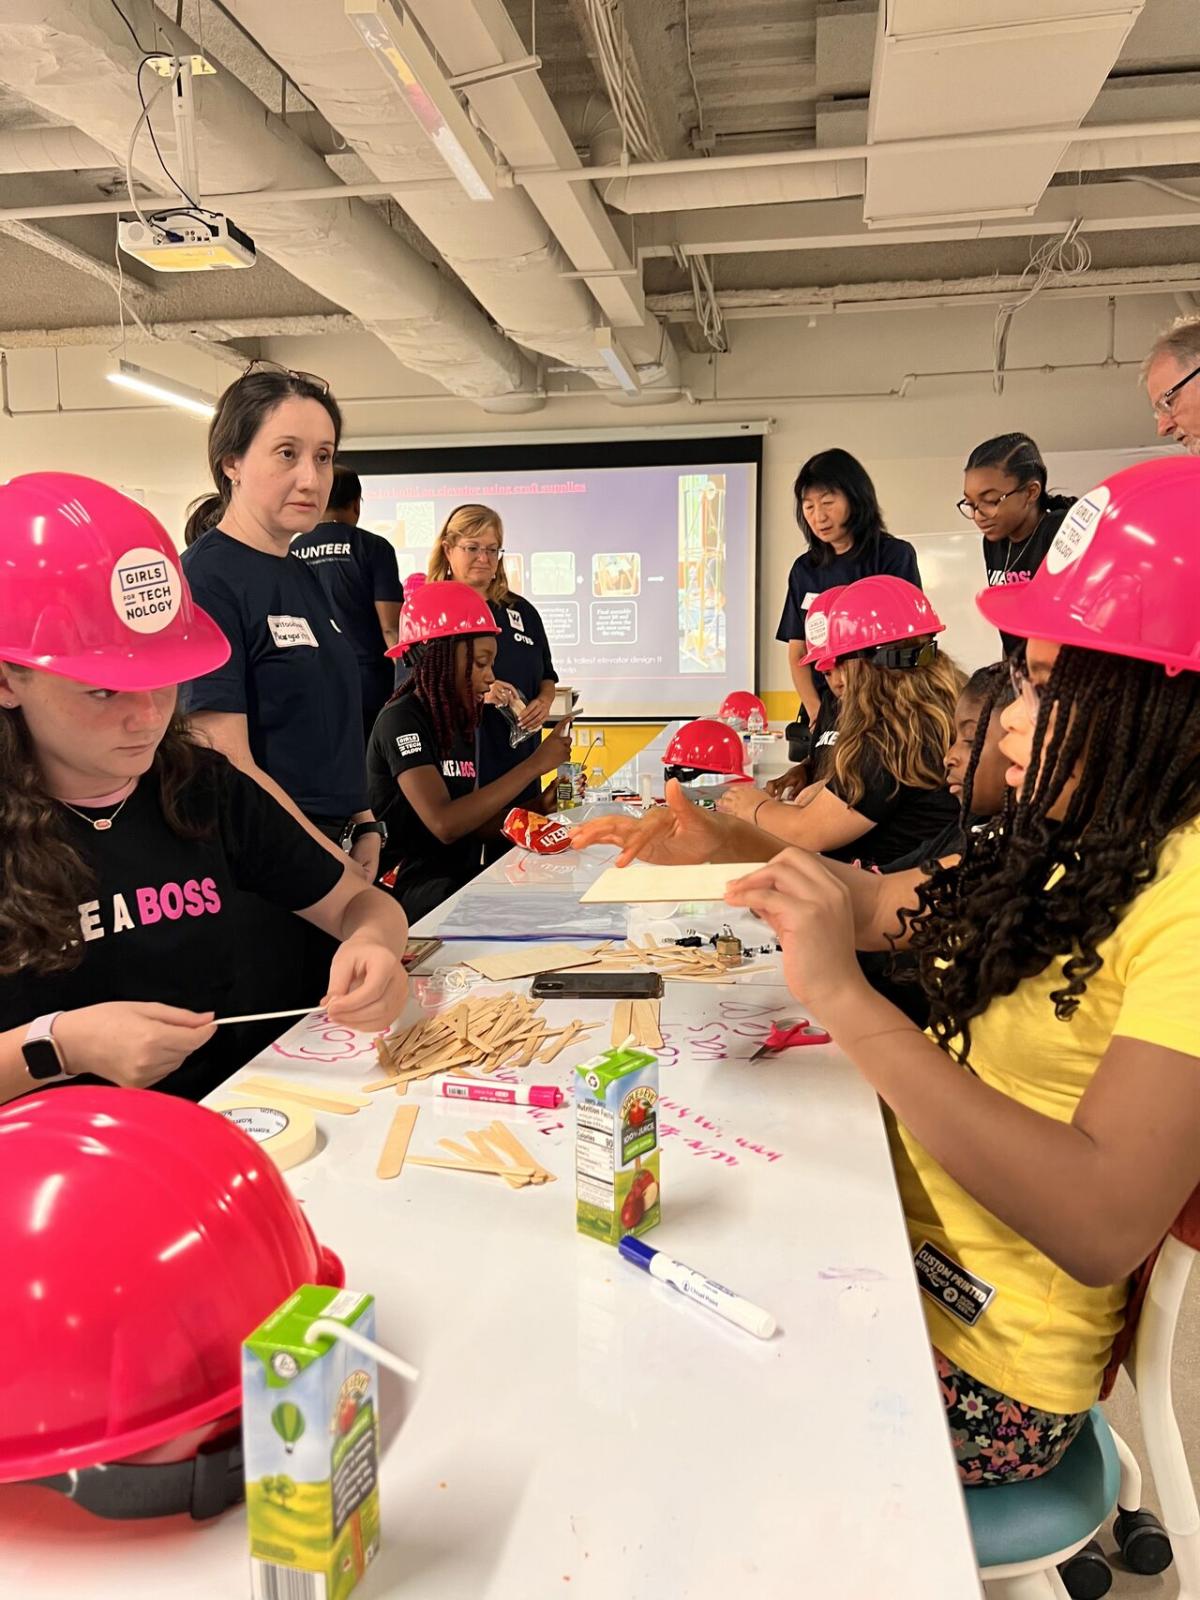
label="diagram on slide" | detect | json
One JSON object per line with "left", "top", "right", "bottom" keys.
{"left": 531, "top": 551, "right": 576, "bottom": 595}
{"left": 592, "top": 552, "right": 641, "bottom": 597}
{"left": 388, "top": 499, "right": 436, "bottom": 548}
{"left": 677, "top": 473, "right": 727, "bottom": 673}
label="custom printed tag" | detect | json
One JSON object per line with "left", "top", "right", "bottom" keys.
{"left": 268, "top": 614, "right": 319, "bottom": 649}
{"left": 913, "top": 1240, "right": 996, "bottom": 1327}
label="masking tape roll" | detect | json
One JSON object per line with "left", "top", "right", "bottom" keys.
{"left": 211, "top": 1098, "right": 317, "bottom": 1171}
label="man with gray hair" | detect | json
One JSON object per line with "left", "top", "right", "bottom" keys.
{"left": 1144, "top": 313, "right": 1200, "bottom": 454}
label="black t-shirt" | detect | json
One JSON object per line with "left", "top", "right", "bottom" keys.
{"left": 367, "top": 694, "right": 480, "bottom": 891}
{"left": 290, "top": 521, "right": 403, "bottom": 666}
{"left": 982, "top": 508, "right": 1067, "bottom": 656}
{"left": 181, "top": 531, "right": 367, "bottom": 817}
{"left": 824, "top": 747, "right": 960, "bottom": 871}
{"left": 0, "top": 754, "right": 344, "bottom": 1102}
{"left": 809, "top": 695, "right": 840, "bottom": 779}
{"left": 478, "top": 595, "right": 558, "bottom": 786}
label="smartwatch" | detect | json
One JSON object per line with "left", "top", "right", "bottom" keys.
{"left": 23, "top": 1012, "right": 70, "bottom": 1083}
{"left": 348, "top": 821, "right": 387, "bottom": 847}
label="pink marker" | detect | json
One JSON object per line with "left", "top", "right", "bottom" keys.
{"left": 436, "top": 1081, "right": 563, "bottom": 1109}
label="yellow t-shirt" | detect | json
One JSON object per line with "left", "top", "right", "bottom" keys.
{"left": 890, "top": 816, "right": 1200, "bottom": 1415}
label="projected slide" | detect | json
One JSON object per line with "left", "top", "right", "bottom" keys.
{"left": 352, "top": 446, "right": 758, "bottom": 720}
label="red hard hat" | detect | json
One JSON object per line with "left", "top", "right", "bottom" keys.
{"left": 387, "top": 578, "right": 500, "bottom": 658}
{"left": 663, "top": 718, "right": 750, "bottom": 780}
{"left": 718, "top": 691, "right": 767, "bottom": 729}
{"left": 0, "top": 473, "right": 229, "bottom": 690}
{"left": 0, "top": 1089, "right": 343, "bottom": 1485}
{"left": 811, "top": 577, "right": 944, "bottom": 672}
{"left": 798, "top": 584, "right": 848, "bottom": 666}
{"left": 977, "top": 459, "right": 1200, "bottom": 674}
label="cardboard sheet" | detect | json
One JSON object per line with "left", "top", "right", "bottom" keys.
{"left": 580, "top": 862, "right": 762, "bottom": 905}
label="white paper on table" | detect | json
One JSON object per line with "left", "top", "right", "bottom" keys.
{"left": 580, "top": 862, "right": 764, "bottom": 904}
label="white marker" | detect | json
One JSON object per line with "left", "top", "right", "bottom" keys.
{"left": 618, "top": 1236, "right": 777, "bottom": 1339}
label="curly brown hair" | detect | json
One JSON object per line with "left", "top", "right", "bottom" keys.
{"left": 0, "top": 687, "right": 215, "bottom": 977}
{"left": 394, "top": 636, "right": 483, "bottom": 757}
{"left": 904, "top": 646, "right": 1200, "bottom": 1061}
{"left": 831, "top": 649, "right": 965, "bottom": 808}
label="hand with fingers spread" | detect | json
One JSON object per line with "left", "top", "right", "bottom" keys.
{"left": 725, "top": 848, "right": 864, "bottom": 1009}
{"left": 570, "top": 777, "right": 731, "bottom": 867}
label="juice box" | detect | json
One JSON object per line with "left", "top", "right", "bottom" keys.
{"left": 243, "top": 1285, "right": 381, "bottom": 1600}
{"left": 575, "top": 1045, "right": 661, "bottom": 1245}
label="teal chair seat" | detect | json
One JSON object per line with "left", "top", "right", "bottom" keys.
{"left": 965, "top": 1408, "right": 1120, "bottom": 1570}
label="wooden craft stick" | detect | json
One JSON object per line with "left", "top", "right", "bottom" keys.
{"left": 512, "top": 1023, "right": 547, "bottom": 1069}
{"left": 486, "top": 1120, "right": 555, "bottom": 1184}
{"left": 361, "top": 1076, "right": 403, "bottom": 1093}
{"left": 231, "top": 1076, "right": 368, "bottom": 1114}
{"left": 633, "top": 998, "right": 664, "bottom": 1048}
{"left": 407, "top": 1156, "right": 535, "bottom": 1181}
{"left": 538, "top": 1020, "right": 580, "bottom": 1064}
{"left": 466, "top": 1131, "right": 530, "bottom": 1190}
{"left": 377, "top": 1104, "right": 419, "bottom": 1179}
{"left": 612, "top": 999, "right": 634, "bottom": 1048}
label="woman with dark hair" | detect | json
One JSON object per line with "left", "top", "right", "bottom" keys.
{"left": 960, "top": 432, "right": 1076, "bottom": 655}
{"left": 776, "top": 448, "right": 922, "bottom": 729}
{"left": 0, "top": 475, "right": 408, "bottom": 1107}
{"left": 180, "top": 361, "right": 383, "bottom": 881}
{"left": 725, "top": 460, "right": 1200, "bottom": 1485}
{"left": 368, "top": 582, "right": 571, "bottom": 923}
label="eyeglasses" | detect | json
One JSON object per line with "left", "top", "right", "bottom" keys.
{"left": 240, "top": 358, "right": 330, "bottom": 396}
{"left": 455, "top": 542, "right": 503, "bottom": 562}
{"left": 956, "top": 486, "right": 1031, "bottom": 521}
{"left": 1151, "top": 360, "right": 1200, "bottom": 419}
{"left": 1009, "top": 655, "right": 1044, "bottom": 720}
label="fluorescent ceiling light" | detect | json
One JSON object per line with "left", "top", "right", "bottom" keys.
{"left": 345, "top": 0, "right": 497, "bottom": 202}
{"left": 106, "top": 360, "right": 216, "bottom": 419}
{"left": 594, "top": 326, "right": 642, "bottom": 395}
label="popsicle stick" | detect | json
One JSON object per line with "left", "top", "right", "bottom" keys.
{"left": 231, "top": 1076, "right": 368, "bottom": 1114}
{"left": 361, "top": 1076, "right": 402, "bottom": 1093}
{"left": 611, "top": 999, "right": 634, "bottom": 1049}
{"left": 633, "top": 998, "right": 663, "bottom": 1049}
{"left": 537, "top": 1020, "right": 580, "bottom": 1064}
{"left": 377, "top": 1104, "right": 419, "bottom": 1179}
{"left": 407, "top": 1156, "right": 534, "bottom": 1181}
{"left": 486, "top": 1121, "right": 555, "bottom": 1184}
{"left": 466, "top": 1131, "right": 531, "bottom": 1190}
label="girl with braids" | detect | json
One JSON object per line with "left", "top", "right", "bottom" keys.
{"left": 367, "top": 582, "right": 572, "bottom": 922}
{"left": 722, "top": 460, "right": 1200, "bottom": 1485}
{"left": 959, "top": 432, "right": 1077, "bottom": 655}
{"left": 719, "top": 579, "right": 964, "bottom": 870}
{"left": 0, "top": 475, "right": 409, "bottom": 1106}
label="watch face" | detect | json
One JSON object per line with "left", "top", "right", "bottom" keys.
{"left": 23, "top": 1036, "right": 64, "bottom": 1080}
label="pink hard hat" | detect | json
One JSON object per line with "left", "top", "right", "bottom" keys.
{"left": 977, "top": 458, "right": 1200, "bottom": 674}
{"left": 798, "top": 584, "right": 848, "bottom": 666}
{"left": 0, "top": 473, "right": 229, "bottom": 690}
{"left": 719, "top": 690, "right": 768, "bottom": 729}
{"left": 0, "top": 1089, "right": 343, "bottom": 1502}
{"left": 387, "top": 578, "right": 500, "bottom": 659}
{"left": 663, "top": 717, "right": 751, "bottom": 781}
{"left": 811, "top": 576, "right": 944, "bottom": 672}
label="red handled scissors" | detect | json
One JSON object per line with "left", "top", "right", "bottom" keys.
{"left": 753, "top": 1018, "right": 831, "bottom": 1057}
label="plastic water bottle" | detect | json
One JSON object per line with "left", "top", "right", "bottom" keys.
{"left": 589, "top": 765, "right": 611, "bottom": 802}
{"left": 747, "top": 706, "right": 766, "bottom": 735}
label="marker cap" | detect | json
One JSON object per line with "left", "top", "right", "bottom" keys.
{"left": 618, "top": 1235, "right": 656, "bottom": 1271}
{"left": 529, "top": 1086, "right": 563, "bottom": 1109}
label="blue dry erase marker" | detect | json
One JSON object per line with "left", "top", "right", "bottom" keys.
{"left": 618, "top": 1236, "right": 777, "bottom": 1340}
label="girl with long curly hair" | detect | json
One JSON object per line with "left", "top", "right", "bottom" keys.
{"left": 367, "top": 582, "right": 571, "bottom": 922}
{"left": 0, "top": 475, "right": 409, "bottom": 1107}
{"left": 723, "top": 461, "right": 1200, "bottom": 1485}
{"left": 719, "top": 578, "right": 964, "bottom": 868}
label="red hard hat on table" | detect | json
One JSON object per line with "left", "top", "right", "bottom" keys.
{"left": 0, "top": 473, "right": 229, "bottom": 690}
{"left": 663, "top": 717, "right": 751, "bottom": 780}
{"left": 0, "top": 1089, "right": 343, "bottom": 1510}
{"left": 811, "top": 577, "right": 944, "bottom": 672}
{"left": 719, "top": 690, "right": 768, "bottom": 729}
{"left": 387, "top": 578, "right": 500, "bottom": 658}
{"left": 976, "top": 458, "right": 1200, "bottom": 674}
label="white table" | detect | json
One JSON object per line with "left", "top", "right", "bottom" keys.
{"left": 0, "top": 856, "right": 982, "bottom": 1600}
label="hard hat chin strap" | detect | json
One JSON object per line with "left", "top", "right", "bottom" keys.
{"left": 28, "top": 1429, "right": 244, "bottom": 1521}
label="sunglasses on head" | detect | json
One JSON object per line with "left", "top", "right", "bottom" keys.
{"left": 240, "top": 358, "right": 330, "bottom": 396}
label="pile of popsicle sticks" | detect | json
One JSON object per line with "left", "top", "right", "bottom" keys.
{"left": 579, "top": 937, "right": 766, "bottom": 984}
{"left": 409, "top": 1122, "right": 555, "bottom": 1189}
{"left": 366, "top": 991, "right": 601, "bottom": 1093}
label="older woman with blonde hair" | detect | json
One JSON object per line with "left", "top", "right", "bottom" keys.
{"left": 429, "top": 504, "right": 560, "bottom": 809}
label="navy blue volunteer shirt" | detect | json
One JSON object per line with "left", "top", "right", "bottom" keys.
{"left": 0, "top": 752, "right": 343, "bottom": 1102}
{"left": 478, "top": 594, "right": 558, "bottom": 788}
{"left": 290, "top": 520, "right": 403, "bottom": 675}
{"left": 182, "top": 531, "right": 367, "bottom": 818}
{"left": 775, "top": 535, "right": 922, "bottom": 705}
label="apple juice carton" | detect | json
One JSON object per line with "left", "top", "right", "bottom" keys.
{"left": 575, "top": 1045, "right": 661, "bottom": 1245}
{"left": 243, "top": 1285, "right": 381, "bottom": 1600}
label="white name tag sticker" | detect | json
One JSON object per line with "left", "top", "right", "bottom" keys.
{"left": 267, "top": 615, "right": 318, "bottom": 649}
{"left": 801, "top": 591, "right": 817, "bottom": 610}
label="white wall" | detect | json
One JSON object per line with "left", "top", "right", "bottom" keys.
{"left": 0, "top": 291, "right": 1177, "bottom": 692}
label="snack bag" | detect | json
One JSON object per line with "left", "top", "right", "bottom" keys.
{"left": 502, "top": 807, "right": 573, "bottom": 855}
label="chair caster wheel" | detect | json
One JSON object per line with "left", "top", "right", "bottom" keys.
{"left": 1114, "top": 1507, "right": 1174, "bottom": 1575}
{"left": 1059, "top": 1540, "right": 1113, "bottom": 1599}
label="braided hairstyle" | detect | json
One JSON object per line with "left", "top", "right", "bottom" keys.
{"left": 957, "top": 662, "right": 1017, "bottom": 823}
{"left": 965, "top": 433, "right": 1076, "bottom": 516}
{"left": 902, "top": 645, "right": 1200, "bottom": 1062}
{"left": 395, "top": 635, "right": 482, "bottom": 756}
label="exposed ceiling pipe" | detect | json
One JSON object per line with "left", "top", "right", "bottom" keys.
{"left": 0, "top": 2, "right": 542, "bottom": 409}
{"left": 226, "top": 0, "right": 673, "bottom": 396}
{"left": 0, "top": 125, "right": 116, "bottom": 172}
{"left": 0, "top": 314, "right": 360, "bottom": 348}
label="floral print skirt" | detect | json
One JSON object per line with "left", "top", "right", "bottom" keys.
{"left": 935, "top": 1348, "right": 1088, "bottom": 1485}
